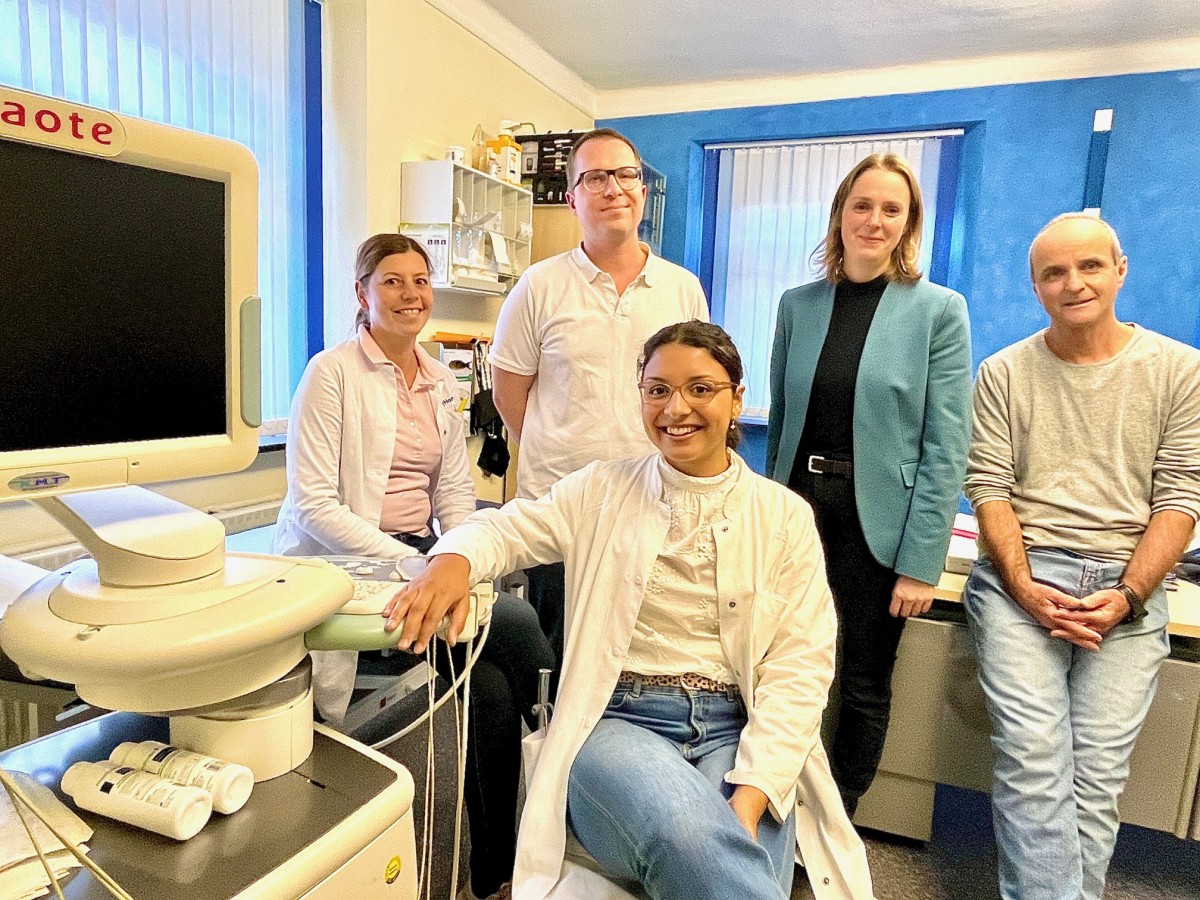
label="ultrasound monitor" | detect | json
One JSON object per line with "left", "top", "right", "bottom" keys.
{"left": 0, "top": 83, "right": 260, "bottom": 501}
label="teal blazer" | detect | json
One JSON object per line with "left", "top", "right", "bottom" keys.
{"left": 766, "top": 278, "right": 972, "bottom": 585}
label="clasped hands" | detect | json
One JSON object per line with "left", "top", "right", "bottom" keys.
{"left": 1013, "top": 580, "right": 1131, "bottom": 652}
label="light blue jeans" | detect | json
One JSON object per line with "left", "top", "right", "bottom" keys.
{"left": 567, "top": 680, "right": 796, "bottom": 900}
{"left": 963, "top": 548, "right": 1169, "bottom": 900}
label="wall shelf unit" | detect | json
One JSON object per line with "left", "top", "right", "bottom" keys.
{"left": 399, "top": 160, "right": 533, "bottom": 296}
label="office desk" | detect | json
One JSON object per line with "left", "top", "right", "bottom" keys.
{"left": 855, "top": 573, "right": 1200, "bottom": 842}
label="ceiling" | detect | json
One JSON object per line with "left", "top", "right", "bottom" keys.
{"left": 476, "top": 0, "right": 1200, "bottom": 92}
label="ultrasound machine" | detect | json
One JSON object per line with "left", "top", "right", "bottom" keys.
{"left": 0, "top": 84, "right": 479, "bottom": 898}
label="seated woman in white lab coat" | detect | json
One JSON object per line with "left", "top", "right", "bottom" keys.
{"left": 272, "top": 232, "right": 554, "bottom": 900}
{"left": 385, "top": 321, "right": 874, "bottom": 900}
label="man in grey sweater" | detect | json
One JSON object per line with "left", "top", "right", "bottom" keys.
{"left": 963, "top": 213, "right": 1200, "bottom": 900}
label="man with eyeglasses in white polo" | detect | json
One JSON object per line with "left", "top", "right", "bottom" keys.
{"left": 491, "top": 128, "right": 709, "bottom": 669}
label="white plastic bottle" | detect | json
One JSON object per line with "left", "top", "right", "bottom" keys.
{"left": 61, "top": 761, "right": 212, "bottom": 840}
{"left": 110, "top": 740, "right": 253, "bottom": 814}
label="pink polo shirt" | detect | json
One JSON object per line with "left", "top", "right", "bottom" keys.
{"left": 359, "top": 329, "right": 443, "bottom": 536}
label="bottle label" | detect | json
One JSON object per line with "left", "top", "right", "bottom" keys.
{"left": 99, "top": 766, "right": 185, "bottom": 809}
{"left": 145, "top": 746, "right": 229, "bottom": 792}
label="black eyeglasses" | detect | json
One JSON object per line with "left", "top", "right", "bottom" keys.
{"left": 638, "top": 380, "right": 737, "bottom": 406}
{"left": 573, "top": 166, "right": 643, "bottom": 194}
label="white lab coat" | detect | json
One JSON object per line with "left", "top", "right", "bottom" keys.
{"left": 433, "top": 454, "right": 874, "bottom": 900}
{"left": 272, "top": 333, "right": 476, "bottom": 723}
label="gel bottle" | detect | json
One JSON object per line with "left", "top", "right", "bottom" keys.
{"left": 110, "top": 741, "right": 253, "bottom": 814}
{"left": 61, "top": 761, "right": 212, "bottom": 840}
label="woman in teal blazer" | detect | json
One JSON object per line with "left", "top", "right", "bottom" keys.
{"left": 766, "top": 153, "right": 971, "bottom": 815}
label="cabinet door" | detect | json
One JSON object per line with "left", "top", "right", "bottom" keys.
{"left": 1123, "top": 656, "right": 1200, "bottom": 836}
{"left": 531, "top": 207, "right": 582, "bottom": 263}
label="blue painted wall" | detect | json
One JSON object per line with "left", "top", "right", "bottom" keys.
{"left": 738, "top": 425, "right": 768, "bottom": 474}
{"left": 602, "top": 68, "right": 1200, "bottom": 371}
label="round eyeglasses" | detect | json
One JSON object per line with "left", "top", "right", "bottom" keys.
{"left": 638, "top": 380, "right": 737, "bottom": 406}
{"left": 574, "top": 166, "right": 643, "bottom": 194}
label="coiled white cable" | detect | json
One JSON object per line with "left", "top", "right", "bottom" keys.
{"left": 369, "top": 616, "right": 491, "bottom": 751}
{"left": 450, "top": 630, "right": 471, "bottom": 899}
{"left": 369, "top": 615, "right": 491, "bottom": 899}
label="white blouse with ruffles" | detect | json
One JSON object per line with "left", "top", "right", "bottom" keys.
{"left": 623, "top": 454, "right": 742, "bottom": 684}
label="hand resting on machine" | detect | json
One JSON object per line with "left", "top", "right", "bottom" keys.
{"left": 383, "top": 554, "right": 474, "bottom": 654}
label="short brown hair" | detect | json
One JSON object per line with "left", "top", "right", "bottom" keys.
{"left": 565, "top": 128, "right": 642, "bottom": 187}
{"left": 814, "top": 153, "right": 924, "bottom": 285}
{"left": 354, "top": 233, "right": 432, "bottom": 329}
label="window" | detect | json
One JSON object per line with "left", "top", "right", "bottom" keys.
{"left": 707, "top": 131, "right": 963, "bottom": 419}
{"left": 0, "top": 0, "right": 319, "bottom": 428}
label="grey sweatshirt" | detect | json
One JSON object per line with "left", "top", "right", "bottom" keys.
{"left": 966, "top": 326, "right": 1200, "bottom": 562}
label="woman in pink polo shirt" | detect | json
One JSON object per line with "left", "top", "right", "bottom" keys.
{"left": 274, "top": 233, "right": 553, "bottom": 900}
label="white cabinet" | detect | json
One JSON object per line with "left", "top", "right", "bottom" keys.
{"left": 399, "top": 160, "right": 533, "bottom": 295}
{"left": 856, "top": 614, "right": 1200, "bottom": 841}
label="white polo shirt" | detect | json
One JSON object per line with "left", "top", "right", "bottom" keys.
{"left": 490, "top": 244, "right": 709, "bottom": 499}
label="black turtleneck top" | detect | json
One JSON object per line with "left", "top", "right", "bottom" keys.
{"left": 789, "top": 274, "right": 888, "bottom": 485}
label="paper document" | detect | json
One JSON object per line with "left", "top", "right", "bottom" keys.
{"left": 488, "top": 232, "right": 511, "bottom": 270}
{"left": 945, "top": 512, "right": 979, "bottom": 575}
{"left": 1, "top": 770, "right": 93, "bottom": 900}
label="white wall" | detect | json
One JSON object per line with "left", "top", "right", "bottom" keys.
{"left": 322, "top": 0, "right": 593, "bottom": 346}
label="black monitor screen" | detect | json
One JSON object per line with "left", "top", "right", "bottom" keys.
{"left": 0, "top": 139, "right": 227, "bottom": 453}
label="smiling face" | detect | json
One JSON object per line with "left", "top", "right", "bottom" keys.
{"left": 640, "top": 343, "right": 744, "bottom": 478}
{"left": 1030, "top": 217, "right": 1127, "bottom": 332}
{"left": 565, "top": 136, "right": 647, "bottom": 246}
{"left": 356, "top": 251, "right": 433, "bottom": 347}
{"left": 838, "top": 167, "right": 912, "bottom": 282}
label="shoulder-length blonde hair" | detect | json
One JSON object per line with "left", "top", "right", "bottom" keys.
{"left": 813, "top": 153, "right": 924, "bottom": 285}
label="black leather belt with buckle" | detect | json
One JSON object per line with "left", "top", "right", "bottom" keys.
{"left": 807, "top": 455, "right": 852, "bottom": 476}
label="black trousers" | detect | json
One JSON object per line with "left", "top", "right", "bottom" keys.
{"left": 432, "top": 593, "right": 555, "bottom": 896}
{"left": 789, "top": 468, "right": 906, "bottom": 816}
{"left": 525, "top": 561, "right": 566, "bottom": 675}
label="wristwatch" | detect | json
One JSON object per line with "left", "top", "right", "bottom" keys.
{"left": 1115, "top": 582, "right": 1148, "bottom": 624}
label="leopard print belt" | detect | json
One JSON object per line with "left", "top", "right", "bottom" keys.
{"left": 616, "top": 670, "right": 740, "bottom": 695}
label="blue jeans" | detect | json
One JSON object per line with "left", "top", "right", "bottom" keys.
{"left": 962, "top": 548, "right": 1169, "bottom": 900}
{"left": 567, "top": 681, "right": 796, "bottom": 900}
